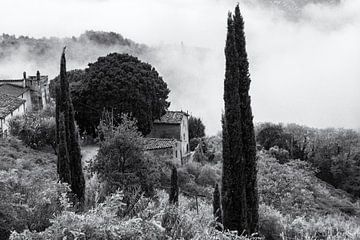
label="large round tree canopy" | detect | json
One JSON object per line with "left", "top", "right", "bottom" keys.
{"left": 51, "top": 53, "right": 170, "bottom": 136}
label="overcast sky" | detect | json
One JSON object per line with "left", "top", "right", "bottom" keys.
{"left": 1, "top": 0, "right": 359, "bottom": 135}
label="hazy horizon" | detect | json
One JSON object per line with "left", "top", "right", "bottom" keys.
{"left": 1, "top": 0, "right": 359, "bottom": 135}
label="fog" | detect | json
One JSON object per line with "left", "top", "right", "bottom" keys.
{"left": 0, "top": 0, "right": 359, "bottom": 135}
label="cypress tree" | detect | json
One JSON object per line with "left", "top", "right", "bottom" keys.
{"left": 57, "top": 113, "right": 71, "bottom": 183}
{"left": 234, "top": 4, "right": 259, "bottom": 233}
{"left": 169, "top": 166, "right": 179, "bottom": 204}
{"left": 212, "top": 183, "right": 222, "bottom": 228}
{"left": 221, "top": 12, "right": 248, "bottom": 233}
{"left": 56, "top": 47, "right": 85, "bottom": 207}
{"left": 221, "top": 4, "right": 258, "bottom": 235}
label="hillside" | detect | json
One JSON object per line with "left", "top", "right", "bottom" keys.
{"left": 254, "top": 0, "right": 340, "bottom": 18}
{"left": 2, "top": 136, "right": 360, "bottom": 239}
{"left": 0, "top": 31, "right": 147, "bottom": 79}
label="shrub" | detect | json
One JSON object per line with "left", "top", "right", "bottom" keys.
{"left": 8, "top": 112, "right": 56, "bottom": 153}
{"left": 90, "top": 114, "right": 160, "bottom": 198}
{"left": 190, "top": 138, "right": 200, "bottom": 151}
{"left": 185, "top": 162, "right": 202, "bottom": 178}
{"left": 197, "top": 164, "right": 220, "bottom": 187}
{"left": 269, "top": 146, "right": 290, "bottom": 163}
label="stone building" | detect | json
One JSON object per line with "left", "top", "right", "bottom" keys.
{"left": 146, "top": 111, "right": 190, "bottom": 164}
{"left": 0, "top": 71, "right": 50, "bottom": 135}
{"left": 143, "top": 138, "right": 181, "bottom": 160}
{"left": 0, "top": 94, "right": 26, "bottom": 137}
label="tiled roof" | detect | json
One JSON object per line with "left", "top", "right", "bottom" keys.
{"left": 144, "top": 138, "right": 177, "bottom": 150}
{"left": 0, "top": 79, "right": 23, "bottom": 83}
{"left": 0, "top": 84, "right": 28, "bottom": 97}
{"left": 154, "top": 111, "right": 188, "bottom": 124}
{"left": 0, "top": 93, "right": 25, "bottom": 119}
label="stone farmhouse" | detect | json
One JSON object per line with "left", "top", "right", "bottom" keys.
{"left": 0, "top": 71, "right": 50, "bottom": 136}
{"left": 146, "top": 111, "right": 190, "bottom": 164}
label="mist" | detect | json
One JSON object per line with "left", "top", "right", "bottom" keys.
{"left": 0, "top": 0, "right": 359, "bottom": 135}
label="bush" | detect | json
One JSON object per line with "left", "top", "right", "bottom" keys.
{"left": 190, "top": 138, "right": 200, "bottom": 151}
{"left": 258, "top": 204, "right": 285, "bottom": 240}
{"left": 90, "top": 114, "right": 160, "bottom": 199}
{"left": 197, "top": 165, "right": 220, "bottom": 187}
{"left": 269, "top": 146, "right": 290, "bottom": 163}
{"left": 8, "top": 112, "right": 56, "bottom": 153}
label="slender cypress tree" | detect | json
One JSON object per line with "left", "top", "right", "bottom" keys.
{"left": 56, "top": 47, "right": 85, "bottom": 207}
{"left": 221, "top": 4, "right": 258, "bottom": 234}
{"left": 233, "top": 4, "right": 259, "bottom": 233}
{"left": 57, "top": 113, "right": 71, "bottom": 183}
{"left": 212, "top": 183, "right": 222, "bottom": 227}
{"left": 221, "top": 12, "right": 248, "bottom": 233}
{"left": 169, "top": 166, "right": 179, "bottom": 204}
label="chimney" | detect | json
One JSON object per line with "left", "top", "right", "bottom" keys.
{"left": 23, "top": 71, "right": 26, "bottom": 88}
{"left": 36, "top": 70, "right": 40, "bottom": 86}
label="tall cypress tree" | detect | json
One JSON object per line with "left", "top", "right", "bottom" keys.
{"left": 221, "top": 12, "right": 248, "bottom": 233}
{"left": 233, "top": 4, "right": 259, "bottom": 233}
{"left": 56, "top": 47, "right": 85, "bottom": 207}
{"left": 169, "top": 166, "right": 179, "bottom": 204}
{"left": 221, "top": 4, "right": 258, "bottom": 234}
{"left": 212, "top": 183, "right": 222, "bottom": 228}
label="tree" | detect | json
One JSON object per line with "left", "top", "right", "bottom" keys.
{"left": 256, "top": 123, "right": 288, "bottom": 150}
{"left": 188, "top": 116, "right": 205, "bottom": 140}
{"left": 90, "top": 114, "right": 159, "bottom": 198}
{"left": 49, "top": 69, "right": 85, "bottom": 99}
{"left": 233, "top": 5, "right": 259, "bottom": 232}
{"left": 221, "top": 4, "right": 258, "bottom": 234}
{"left": 213, "top": 183, "right": 222, "bottom": 227}
{"left": 52, "top": 53, "right": 170, "bottom": 137}
{"left": 169, "top": 166, "right": 179, "bottom": 204}
{"left": 55, "top": 48, "right": 85, "bottom": 207}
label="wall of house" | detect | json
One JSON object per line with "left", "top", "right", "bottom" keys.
{"left": 148, "top": 124, "right": 181, "bottom": 140}
{"left": 41, "top": 82, "right": 49, "bottom": 107}
{"left": 0, "top": 102, "right": 26, "bottom": 136}
{"left": 180, "top": 116, "right": 190, "bottom": 155}
{"left": 144, "top": 141, "right": 182, "bottom": 163}
{"left": 20, "top": 91, "right": 32, "bottom": 112}
{"left": 146, "top": 148, "right": 174, "bottom": 159}
{"left": 25, "top": 75, "right": 49, "bottom": 110}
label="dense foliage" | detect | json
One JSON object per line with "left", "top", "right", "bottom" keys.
{"left": 8, "top": 107, "right": 56, "bottom": 153}
{"left": 222, "top": 4, "right": 258, "bottom": 234}
{"left": 188, "top": 116, "right": 206, "bottom": 140}
{"left": 49, "top": 69, "right": 85, "bottom": 99}
{"left": 0, "top": 138, "right": 68, "bottom": 239}
{"left": 50, "top": 53, "right": 170, "bottom": 137}
{"left": 256, "top": 122, "right": 360, "bottom": 197}
{"left": 90, "top": 114, "right": 160, "bottom": 199}
{"left": 5, "top": 136, "right": 360, "bottom": 240}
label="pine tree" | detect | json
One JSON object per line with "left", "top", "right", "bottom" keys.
{"left": 212, "top": 183, "right": 222, "bottom": 228}
{"left": 56, "top": 47, "right": 85, "bottom": 207}
{"left": 234, "top": 4, "right": 259, "bottom": 233}
{"left": 221, "top": 4, "right": 258, "bottom": 234}
{"left": 169, "top": 166, "right": 179, "bottom": 204}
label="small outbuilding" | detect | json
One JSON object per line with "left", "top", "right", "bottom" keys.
{"left": 147, "top": 111, "right": 190, "bottom": 163}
